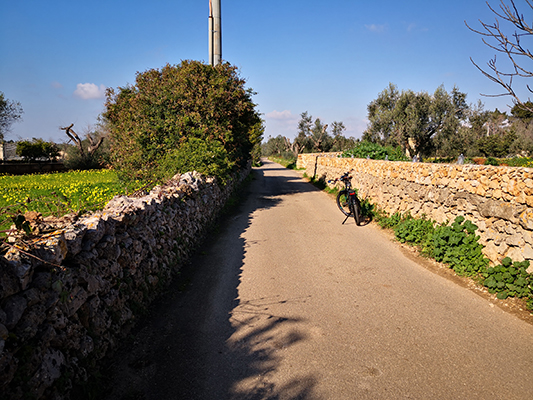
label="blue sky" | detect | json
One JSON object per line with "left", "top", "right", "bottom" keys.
{"left": 1, "top": 0, "right": 531, "bottom": 143}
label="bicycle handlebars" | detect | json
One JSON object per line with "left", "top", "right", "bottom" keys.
{"left": 328, "top": 171, "right": 352, "bottom": 185}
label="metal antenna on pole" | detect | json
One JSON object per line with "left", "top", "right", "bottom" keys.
{"left": 208, "top": 1, "right": 213, "bottom": 66}
{"left": 208, "top": 0, "right": 222, "bottom": 66}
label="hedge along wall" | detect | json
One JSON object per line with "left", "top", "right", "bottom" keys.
{"left": 0, "top": 167, "right": 249, "bottom": 400}
{"left": 297, "top": 153, "right": 533, "bottom": 269}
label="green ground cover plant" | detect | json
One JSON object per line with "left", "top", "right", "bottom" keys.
{"left": 378, "top": 213, "right": 489, "bottom": 276}
{"left": 0, "top": 170, "right": 142, "bottom": 234}
{"left": 501, "top": 157, "right": 533, "bottom": 168}
{"left": 374, "top": 210, "right": 403, "bottom": 229}
{"left": 393, "top": 214, "right": 435, "bottom": 249}
{"left": 341, "top": 141, "right": 409, "bottom": 161}
{"left": 481, "top": 257, "right": 532, "bottom": 303}
{"left": 268, "top": 156, "right": 297, "bottom": 169}
{"left": 431, "top": 216, "right": 489, "bottom": 276}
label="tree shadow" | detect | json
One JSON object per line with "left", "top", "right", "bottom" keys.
{"left": 101, "top": 161, "right": 320, "bottom": 400}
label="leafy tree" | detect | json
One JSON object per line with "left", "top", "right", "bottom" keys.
{"left": 330, "top": 121, "right": 357, "bottom": 151}
{"left": 430, "top": 86, "right": 467, "bottom": 157}
{"left": 294, "top": 111, "right": 346, "bottom": 153}
{"left": 366, "top": 83, "right": 470, "bottom": 158}
{"left": 104, "top": 60, "right": 263, "bottom": 183}
{"left": 16, "top": 138, "right": 59, "bottom": 162}
{"left": 431, "top": 100, "right": 487, "bottom": 159}
{"left": 272, "top": 113, "right": 313, "bottom": 157}
{"left": 261, "top": 135, "right": 287, "bottom": 156}
{"left": 436, "top": 124, "right": 477, "bottom": 158}
{"left": 297, "top": 111, "right": 313, "bottom": 136}
{"left": 331, "top": 121, "right": 346, "bottom": 136}
{"left": 249, "top": 122, "right": 264, "bottom": 165}
{"left": 511, "top": 101, "right": 533, "bottom": 119}
{"left": 365, "top": 82, "right": 400, "bottom": 145}
{"left": 308, "top": 117, "right": 331, "bottom": 152}
{"left": 477, "top": 130, "right": 518, "bottom": 157}
{"left": 0, "top": 91, "right": 23, "bottom": 141}
{"left": 467, "top": 0, "right": 533, "bottom": 113}
{"left": 262, "top": 113, "right": 351, "bottom": 158}
{"left": 469, "top": 101, "right": 491, "bottom": 135}
{"left": 508, "top": 118, "right": 533, "bottom": 154}
{"left": 393, "top": 89, "right": 433, "bottom": 157}
{"left": 295, "top": 111, "right": 313, "bottom": 152}
{"left": 451, "top": 86, "right": 470, "bottom": 120}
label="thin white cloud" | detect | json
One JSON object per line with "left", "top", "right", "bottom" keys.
{"left": 264, "top": 110, "right": 300, "bottom": 139}
{"left": 74, "top": 83, "right": 106, "bottom": 99}
{"left": 266, "top": 110, "right": 295, "bottom": 120}
{"left": 405, "top": 22, "right": 428, "bottom": 33}
{"left": 51, "top": 81, "right": 63, "bottom": 89}
{"left": 365, "top": 24, "right": 387, "bottom": 33}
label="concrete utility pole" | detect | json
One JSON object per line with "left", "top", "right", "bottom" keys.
{"left": 208, "top": 0, "right": 222, "bottom": 66}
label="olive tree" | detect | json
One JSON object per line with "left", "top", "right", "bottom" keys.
{"left": 365, "top": 84, "right": 469, "bottom": 158}
{"left": 294, "top": 111, "right": 347, "bottom": 153}
{"left": 0, "top": 91, "right": 23, "bottom": 141}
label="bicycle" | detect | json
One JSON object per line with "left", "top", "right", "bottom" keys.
{"left": 330, "top": 171, "right": 362, "bottom": 226}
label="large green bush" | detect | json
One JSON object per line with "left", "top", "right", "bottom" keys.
{"left": 155, "top": 137, "right": 234, "bottom": 183}
{"left": 104, "top": 60, "right": 263, "bottom": 184}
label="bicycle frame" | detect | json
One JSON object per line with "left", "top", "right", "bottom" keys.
{"left": 343, "top": 191, "right": 357, "bottom": 225}
{"left": 331, "top": 171, "right": 362, "bottom": 226}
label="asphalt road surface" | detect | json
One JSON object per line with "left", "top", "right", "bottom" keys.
{"left": 104, "top": 159, "right": 533, "bottom": 400}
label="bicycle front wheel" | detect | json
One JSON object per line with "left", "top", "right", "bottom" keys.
{"left": 336, "top": 190, "right": 352, "bottom": 216}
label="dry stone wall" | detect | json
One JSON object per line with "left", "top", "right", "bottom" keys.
{"left": 298, "top": 153, "right": 533, "bottom": 268}
{"left": 0, "top": 167, "right": 249, "bottom": 400}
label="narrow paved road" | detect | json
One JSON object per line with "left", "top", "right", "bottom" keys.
{"left": 104, "top": 160, "right": 533, "bottom": 400}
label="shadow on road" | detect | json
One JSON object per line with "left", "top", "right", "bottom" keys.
{"left": 101, "top": 161, "right": 320, "bottom": 400}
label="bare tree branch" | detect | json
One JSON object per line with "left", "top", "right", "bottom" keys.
{"left": 466, "top": 0, "right": 533, "bottom": 113}
{"left": 60, "top": 123, "right": 105, "bottom": 158}
{"left": 86, "top": 133, "right": 105, "bottom": 155}
{"left": 60, "top": 123, "right": 85, "bottom": 158}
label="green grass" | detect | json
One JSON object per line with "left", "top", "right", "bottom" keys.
{"left": 502, "top": 157, "right": 533, "bottom": 168}
{"left": 1, "top": 169, "right": 143, "bottom": 233}
{"left": 268, "top": 156, "right": 298, "bottom": 169}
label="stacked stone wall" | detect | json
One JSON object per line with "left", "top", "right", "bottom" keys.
{"left": 297, "top": 153, "right": 533, "bottom": 267}
{"left": 0, "top": 167, "right": 249, "bottom": 399}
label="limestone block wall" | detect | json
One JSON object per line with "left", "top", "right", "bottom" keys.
{"left": 0, "top": 168, "right": 249, "bottom": 400}
{"left": 297, "top": 153, "right": 533, "bottom": 267}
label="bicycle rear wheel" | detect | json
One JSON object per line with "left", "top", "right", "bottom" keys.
{"left": 352, "top": 196, "right": 362, "bottom": 226}
{"left": 336, "top": 190, "right": 351, "bottom": 216}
